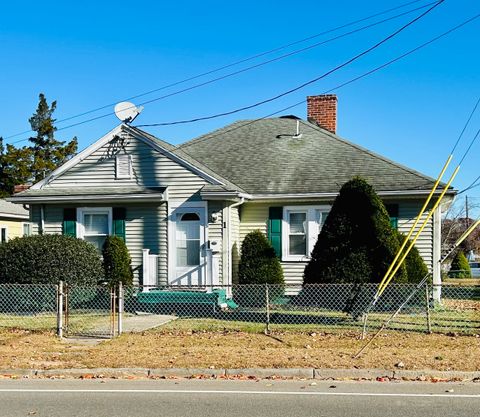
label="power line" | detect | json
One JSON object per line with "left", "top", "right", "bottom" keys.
{"left": 137, "top": 0, "right": 445, "bottom": 127}
{"left": 3, "top": 0, "right": 438, "bottom": 142}
{"left": 170, "top": 13, "right": 480, "bottom": 151}
{"left": 450, "top": 96, "right": 480, "bottom": 155}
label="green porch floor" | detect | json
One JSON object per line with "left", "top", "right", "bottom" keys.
{"left": 136, "top": 288, "right": 238, "bottom": 310}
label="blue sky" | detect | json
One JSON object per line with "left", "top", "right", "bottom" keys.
{"left": 0, "top": 0, "right": 479, "bottom": 215}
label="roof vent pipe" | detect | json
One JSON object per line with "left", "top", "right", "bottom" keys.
{"left": 293, "top": 120, "right": 302, "bottom": 139}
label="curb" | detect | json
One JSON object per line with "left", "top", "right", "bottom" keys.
{"left": 0, "top": 368, "right": 479, "bottom": 381}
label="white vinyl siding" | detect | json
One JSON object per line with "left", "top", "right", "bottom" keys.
{"left": 398, "top": 201, "right": 434, "bottom": 272}
{"left": 230, "top": 206, "right": 241, "bottom": 284}
{"left": 239, "top": 200, "right": 435, "bottom": 285}
{"left": 45, "top": 132, "right": 209, "bottom": 201}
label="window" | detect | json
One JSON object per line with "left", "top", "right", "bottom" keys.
{"left": 0, "top": 227, "right": 7, "bottom": 244}
{"left": 283, "top": 206, "right": 330, "bottom": 261}
{"left": 23, "top": 223, "right": 32, "bottom": 237}
{"left": 176, "top": 212, "right": 201, "bottom": 267}
{"left": 77, "top": 208, "right": 112, "bottom": 251}
{"left": 288, "top": 212, "right": 307, "bottom": 256}
{"left": 115, "top": 154, "right": 132, "bottom": 179}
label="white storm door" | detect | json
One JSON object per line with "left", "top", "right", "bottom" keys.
{"left": 171, "top": 207, "right": 206, "bottom": 286}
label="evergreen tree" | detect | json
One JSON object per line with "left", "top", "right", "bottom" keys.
{"left": 0, "top": 94, "right": 78, "bottom": 196}
{"left": 238, "top": 230, "right": 284, "bottom": 285}
{"left": 28, "top": 93, "right": 77, "bottom": 182}
{"left": 449, "top": 250, "right": 471, "bottom": 278}
{"left": 304, "top": 177, "right": 407, "bottom": 284}
{"left": 102, "top": 236, "right": 134, "bottom": 287}
{"left": 0, "top": 138, "right": 32, "bottom": 197}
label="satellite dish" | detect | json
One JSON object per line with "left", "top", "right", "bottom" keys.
{"left": 114, "top": 102, "right": 144, "bottom": 123}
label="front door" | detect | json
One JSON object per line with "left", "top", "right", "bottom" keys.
{"left": 171, "top": 207, "right": 206, "bottom": 286}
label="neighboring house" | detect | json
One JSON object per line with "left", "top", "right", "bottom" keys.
{"left": 9, "top": 95, "right": 456, "bottom": 288}
{"left": 0, "top": 199, "right": 30, "bottom": 243}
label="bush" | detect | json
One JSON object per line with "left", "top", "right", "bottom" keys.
{"left": 102, "top": 236, "right": 133, "bottom": 287}
{"left": 304, "top": 177, "right": 407, "bottom": 285}
{"left": 449, "top": 250, "right": 471, "bottom": 278}
{"left": 238, "top": 230, "right": 284, "bottom": 285}
{"left": 393, "top": 230, "right": 429, "bottom": 283}
{"left": 0, "top": 234, "right": 104, "bottom": 285}
{"left": 236, "top": 230, "right": 284, "bottom": 307}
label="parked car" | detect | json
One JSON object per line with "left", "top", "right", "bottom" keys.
{"left": 469, "top": 262, "right": 480, "bottom": 278}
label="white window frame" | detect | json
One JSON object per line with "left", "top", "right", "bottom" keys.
{"left": 76, "top": 207, "right": 113, "bottom": 242}
{"left": 282, "top": 205, "right": 330, "bottom": 261}
{"left": 22, "top": 222, "right": 32, "bottom": 237}
{"left": 115, "top": 154, "right": 133, "bottom": 179}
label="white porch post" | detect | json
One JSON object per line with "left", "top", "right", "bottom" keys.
{"left": 142, "top": 249, "right": 150, "bottom": 292}
{"left": 432, "top": 206, "right": 442, "bottom": 302}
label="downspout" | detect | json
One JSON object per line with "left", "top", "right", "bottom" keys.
{"left": 227, "top": 197, "right": 245, "bottom": 287}
{"left": 40, "top": 205, "right": 45, "bottom": 235}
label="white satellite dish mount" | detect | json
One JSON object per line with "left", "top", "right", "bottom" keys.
{"left": 114, "top": 101, "right": 144, "bottom": 124}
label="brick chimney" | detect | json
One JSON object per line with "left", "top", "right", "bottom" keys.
{"left": 307, "top": 94, "right": 337, "bottom": 134}
{"left": 13, "top": 184, "right": 31, "bottom": 194}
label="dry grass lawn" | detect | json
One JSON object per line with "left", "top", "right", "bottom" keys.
{"left": 0, "top": 326, "right": 479, "bottom": 372}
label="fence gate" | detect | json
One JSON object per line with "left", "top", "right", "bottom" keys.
{"left": 60, "top": 283, "right": 117, "bottom": 338}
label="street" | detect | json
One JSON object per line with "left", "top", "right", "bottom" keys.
{"left": 0, "top": 379, "right": 479, "bottom": 417}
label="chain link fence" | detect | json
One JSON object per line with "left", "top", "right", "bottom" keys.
{"left": 0, "top": 284, "right": 58, "bottom": 331}
{"left": 127, "top": 282, "right": 480, "bottom": 335}
{"left": 63, "top": 284, "right": 116, "bottom": 338}
{"left": 0, "top": 282, "right": 478, "bottom": 336}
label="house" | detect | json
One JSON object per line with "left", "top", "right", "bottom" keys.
{"left": 9, "top": 95, "right": 455, "bottom": 289}
{"left": 0, "top": 199, "right": 30, "bottom": 243}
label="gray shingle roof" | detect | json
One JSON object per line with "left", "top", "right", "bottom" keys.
{"left": 127, "top": 126, "right": 245, "bottom": 193}
{"left": 178, "top": 117, "right": 445, "bottom": 195}
{"left": 0, "top": 199, "right": 29, "bottom": 218}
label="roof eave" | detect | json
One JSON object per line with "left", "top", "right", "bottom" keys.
{"left": 0, "top": 212, "right": 29, "bottom": 220}
{"left": 249, "top": 189, "right": 457, "bottom": 202}
{"left": 200, "top": 190, "right": 252, "bottom": 201}
{"left": 7, "top": 192, "right": 167, "bottom": 205}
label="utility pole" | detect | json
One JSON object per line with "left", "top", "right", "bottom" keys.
{"left": 466, "top": 195, "right": 469, "bottom": 226}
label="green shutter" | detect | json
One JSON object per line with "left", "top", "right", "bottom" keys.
{"left": 113, "top": 207, "right": 126, "bottom": 242}
{"left": 63, "top": 208, "right": 76, "bottom": 237}
{"left": 385, "top": 204, "right": 399, "bottom": 230}
{"left": 268, "top": 207, "right": 282, "bottom": 258}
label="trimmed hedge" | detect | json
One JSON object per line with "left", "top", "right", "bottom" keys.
{"left": 393, "top": 230, "right": 429, "bottom": 283}
{"left": 449, "top": 250, "right": 471, "bottom": 278}
{"left": 238, "top": 230, "right": 284, "bottom": 285}
{"left": 0, "top": 234, "right": 103, "bottom": 285}
{"left": 236, "top": 230, "right": 284, "bottom": 306}
{"left": 102, "top": 236, "right": 133, "bottom": 287}
{"left": 304, "top": 177, "right": 407, "bottom": 285}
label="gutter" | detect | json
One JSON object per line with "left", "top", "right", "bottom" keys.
{"left": 0, "top": 213, "right": 29, "bottom": 220}
{"left": 249, "top": 189, "right": 457, "bottom": 201}
{"left": 7, "top": 193, "right": 167, "bottom": 204}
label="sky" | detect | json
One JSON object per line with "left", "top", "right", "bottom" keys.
{"left": 0, "top": 0, "right": 479, "bottom": 216}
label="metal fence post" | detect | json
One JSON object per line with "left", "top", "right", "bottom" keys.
{"left": 265, "top": 284, "right": 270, "bottom": 334}
{"left": 57, "top": 281, "right": 64, "bottom": 338}
{"left": 118, "top": 282, "right": 124, "bottom": 336}
{"left": 425, "top": 283, "right": 432, "bottom": 334}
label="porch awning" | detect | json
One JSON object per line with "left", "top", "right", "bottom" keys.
{"left": 8, "top": 186, "right": 168, "bottom": 204}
